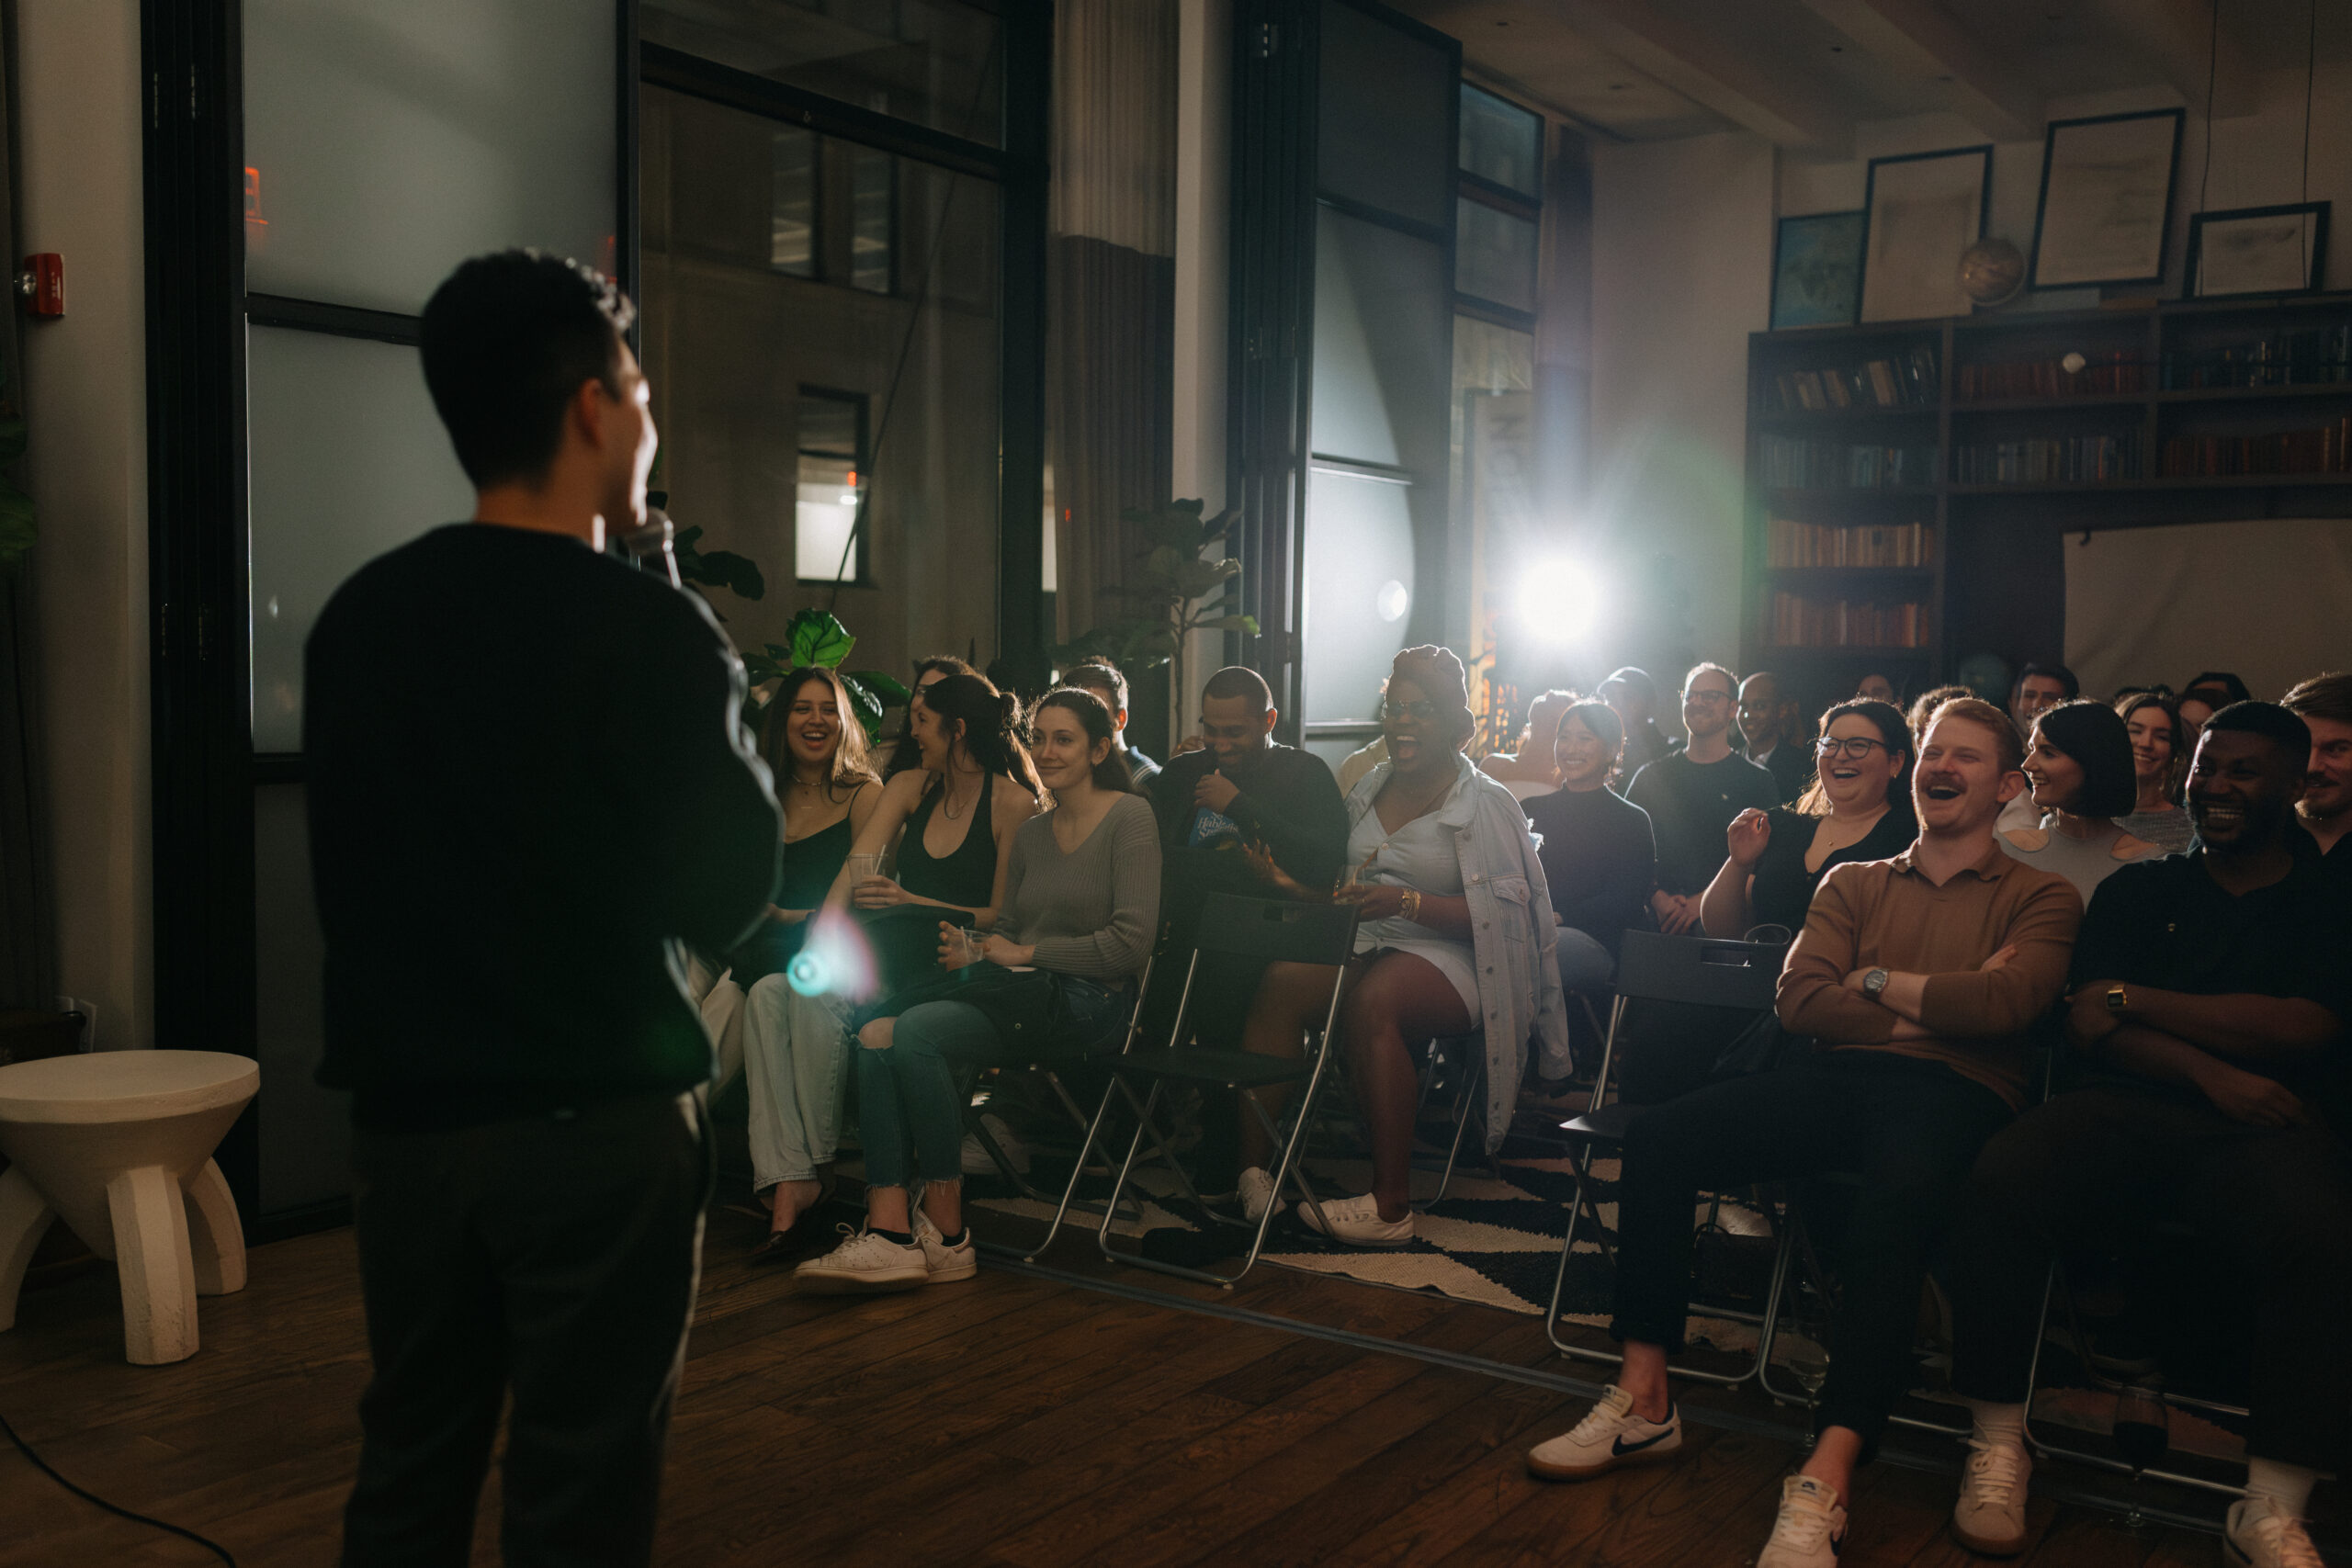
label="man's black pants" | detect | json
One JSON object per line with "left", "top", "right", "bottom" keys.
{"left": 342, "top": 1091, "right": 710, "bottom": 1568}
{"left": 1611, "top": 1050, "right": 2012, "bottom": 1450}
{"left": 1948, "top": 1082, "right": 2352, "bottom": 1473}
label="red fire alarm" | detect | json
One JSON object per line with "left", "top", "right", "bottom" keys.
{"left": 17, "top": 254, "right": 63, "bottom": 318}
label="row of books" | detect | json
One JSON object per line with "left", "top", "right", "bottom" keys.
{"left": 1763, "top": 518, "right": 1935, "bottom": 569}
{"left": 1951, "top": 433, "right": 2142, "bottom": 485}
{"left": 2157, "top": 418, "right": 2352, "bottom": 477}
{"left": 1765, "top": 593, "right": 1931, "bottom": 649}
{"left": 1763, "top": 347, "right": 1939, "bottom": 413}
{"left": 1956, "top": 349, "right": 2146, "bottom": 401}
{"left": 2161, "top": 325, "right": 2352, "bottom": 389}
{"left": 1757, "top": 436, "right": 1937, "bottom": 490}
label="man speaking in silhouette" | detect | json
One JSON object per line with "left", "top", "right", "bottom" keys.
{"left": 306, "top": 251, "right": 779, "bottom": 1566}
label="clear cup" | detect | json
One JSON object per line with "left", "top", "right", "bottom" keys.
{"left": 944, "top": 925, "right": 982, "bottom": 969}
{"left": 845, "top": 852, "right": 884, "bottom": 885}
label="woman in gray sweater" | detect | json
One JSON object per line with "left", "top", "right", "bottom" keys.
{"left": 797, "top": 687, "right": 1161, "bottom": 1293}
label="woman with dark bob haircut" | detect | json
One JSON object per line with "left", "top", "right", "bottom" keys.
{"left": 1997, "top": 698, "right": 2165, "bottom": 902}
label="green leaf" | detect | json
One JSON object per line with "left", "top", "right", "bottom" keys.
{"left": 848, "top": 670, "right": 911, "bottom": 708}
{"left": 672, "top": 523, "right": 705, "bottom": 549}
{"left": 741, "top": 650, "right": 787, "bottom": 686}
{"left": 1170, "top": 558, "right": 1240, "bottom": 600}
{"left": 838, "top": 674, "right": 886, "bottom": 741}
{"left": 1170, "top": 497, "right": 1205, "bottom": 515}
{"left": 1196, "top": 614, "right": 1260, "bottom": 636}
{"left": 1143, "top": 545, "right": 1188, "bottom": 582}
{"left": 699, "top": 548, "right": 766, "bottom": 601}
{"left": 786, "top": 607, "right": 855, "bottom": 669}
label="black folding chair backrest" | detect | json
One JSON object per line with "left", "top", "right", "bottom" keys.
{"left": 1190, "top": 894, "right": 1360, "bottom": 967}
{"left": 1613, "top": 930, "right": 1783, "bottom": 1012}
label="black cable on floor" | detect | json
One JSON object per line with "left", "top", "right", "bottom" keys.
{"left": 0, "top": 1403, "right": 237, "bottom": 1565}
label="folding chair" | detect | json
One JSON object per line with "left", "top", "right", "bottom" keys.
{"left": 1409, "top": 1033, "right": 1493, "bottom": 1212}
{"left": 964, "top": 956, "right": 1157, "bottom": 1261}
{"left": 1092, "top": 894, "right": 1362, "bottom": 1287}
{"left": 1543, "top": 930, "right": 1794, "bottom": 1384}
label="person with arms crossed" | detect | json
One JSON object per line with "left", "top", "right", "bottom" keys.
{"left": 308, "top": 252, "right": 781, "bottom": 1567}
{"left": 1942, "top": 702, "right": 2350, "bottom": 1567}
{"left": 1527, "top": 698, "right": 2080, "bottom": 1568}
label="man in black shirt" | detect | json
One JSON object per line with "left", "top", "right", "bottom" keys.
{"left": 1736, "top": 671, "right": 1815, "bottom": 805}
{"left": 2284, "top": 671, "right": 2352, "bottom": 875}
{"left": 309, "top": 252, "right": 779, "bottom": 1566}
{"left": 1626, "top": 663, "right": 1780, "bottom": 934}
{"left": 1942, "top": 703, "right": 2349, "bottom": 1565}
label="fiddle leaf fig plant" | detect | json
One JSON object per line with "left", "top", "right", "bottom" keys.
{"left": 1051, "top": 497, "right": 1256, "bottom": 671}
{"left": 740, "top": 607, "right": 910, "bottom": 746}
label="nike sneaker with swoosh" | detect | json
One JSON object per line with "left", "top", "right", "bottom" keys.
{"left": 1757, "top": 1473, "right": 1848, "bottom": 1568}
{"left": 1526, "top": 1384, "right": 1682, "bottom": 1480}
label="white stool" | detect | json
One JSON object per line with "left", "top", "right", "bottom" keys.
{"left": 0, "top": 1049, "right": 258, "bottom": 1364}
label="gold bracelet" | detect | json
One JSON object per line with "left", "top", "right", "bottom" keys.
{"left": 1402, "top": 888, "right": 1423, "bottom": 924}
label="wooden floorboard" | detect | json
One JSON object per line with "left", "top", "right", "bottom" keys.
{"left": 0, "top": 1199, "right": 2240, "bottom": 1566}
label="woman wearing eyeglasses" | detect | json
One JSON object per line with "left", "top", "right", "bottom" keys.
{"left": 1701, "top": 699, "right": 1916, "bottom": 941}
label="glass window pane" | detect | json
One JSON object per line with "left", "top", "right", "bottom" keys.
{"left": 642, "top": 0, "right": 1002, "bottom": 147}
{"left": 1460, "top": 85, "right": 1542, "bottom": 197}
{"left": 773, "top": 128, "right": 816, "bottom": 276}
{"left": 797, "top": 455, "right": 861, "bottom": 581}
{"left": 247, "top": 326, "right": 474, "bottom": 751}
{"left": 851, "top": 147, "right": 894, "bottom": 294}
{"left": 1311, "top": 206, "right": 1451, "bottom": 468}
{"left": 1317, "top": 0, "right": 1453, "bottom": 231}
{"left": 1457, "top": 198, "right": 1539, "bottom": 313}
{"left": 243, "top": 0, "right": 616, "bottom": 314}
{"left": 1303, "top": 471, "right": 1416, "bottom": 726}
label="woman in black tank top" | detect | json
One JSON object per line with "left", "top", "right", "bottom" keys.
{"left": 833, "top": 673, "right": 1042, "bottom": 928}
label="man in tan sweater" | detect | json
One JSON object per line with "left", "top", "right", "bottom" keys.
{"left": 1523, "top": 698, "right": 2080, "bottom": 1568}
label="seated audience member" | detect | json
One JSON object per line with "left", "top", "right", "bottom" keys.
{"left": 1907, "top": 684, "right": 1973, "bottom": 749}
{"left": 1736, "top": 671, "right": 1815, "bottom": 805}
{"left": 1150, "top": 665, "right": 1347, "bottom": 888}
{"left": 797, "top": 689, "right": 1161, "bottom": 1292}
{"left": 1856, "top": 672, "right": 1898, "bottom": 705}
{"left": 842, "top": 672, "right": 1041, "bottom": 932}
{"left": 1238, "top": 646, "right": 1567, "bottom": 1242}
{"left": 2000, "top": 700, "right": 2165, "bottom": 903}
{"left": 1600, "top": 666, "right": 1674, "bottom": 775}
{"left": 736, "top": 669, "right": 885, "bottom": 1262}
{"left": 1528, "top": 697, "right": 2079, "bottom": 1568}
{"left": 1061, "top": 654, "right": 1159, "bottom": 784}
{"left": 882, "top": 654, "right": 981, "bottom": 779}
{"left": 1702, "top": 698, "right": 1914, "bottom": 941}
{"left": 2117, "top": 691, "right": 2195, "bottom": 854}
{"left": 2283, "top": 671, "right": 2352, "bottom": 868}
{"left": 1480, "top": 688, "right": 1573, "bottom": 800}
{"left": 2177, "top": 671, "right": 2254, "bottom": 735}
{"left": 1525, "top": 699, "right": 1656, "bottom": 992}
{"left": 1998, "top": 664, "right": 2078, "bottom": 833}
{"left": 1943, "top": 702, "right": 2349, "bottom": 1566}
{"left": 1627, "top": 664, "right": 1779, "bottom": 934}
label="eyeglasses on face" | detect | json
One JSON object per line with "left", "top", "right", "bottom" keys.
{"left": 1383, "top": 699, "right": 1439, "bottom": 722}
{"left": 1815, "top": 736, "right": 1890, "bottom": 761}
{"left": 1685, "top": 689, "right": 1731, "bottom": 707}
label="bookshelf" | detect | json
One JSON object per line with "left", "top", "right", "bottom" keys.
{"left": 1743, "top": 292, "right": 2352, "bottom": 716}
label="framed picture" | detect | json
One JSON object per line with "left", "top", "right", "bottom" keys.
{"left": 2029, "top": 108, "right": 2183, "bottom": 288}
{"left": 2187, "top": 202, "right": 2331, "bottom": 298}
{"left": 1770, "top": 210, "right": 1866, "bottom": 329}
{"left": 1860, "top": 146, "right": 1991, "bottom": 323}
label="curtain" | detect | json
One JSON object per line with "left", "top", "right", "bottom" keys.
{"left": 0, "top": 6, "right": 58, "bottom": 1013}
{"left": 1046, "top": 0, "right": 1178, "bottom": 648}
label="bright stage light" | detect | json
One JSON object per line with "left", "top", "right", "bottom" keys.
{"left": 1515, "top": 557, "right": 1601, "bottom": 646}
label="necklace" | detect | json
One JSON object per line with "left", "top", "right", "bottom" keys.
{"left": 942, "top": 772, "right": 983, "bottom": 821}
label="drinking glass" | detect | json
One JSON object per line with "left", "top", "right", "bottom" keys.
{"left": 944, "top": 925, "right": 982, "bottom": 969}
{"left": 845, "top": 852, "right": 885, "bottom": 885}
{"left": 2110, "top": 1381, "right": 2169, "bottom": 1529}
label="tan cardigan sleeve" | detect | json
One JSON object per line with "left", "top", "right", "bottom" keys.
{"left": 1776, "top": 865, "right": 1894, "bottom": 1043}
{"left": 1917, "top": 875, "right": 2082, "bottom": 1038}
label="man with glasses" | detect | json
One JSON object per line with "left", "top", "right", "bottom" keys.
{"left": 1626, "top": 664, "right": 1779, "bottom": 935}
{"left": 1737, "top": 670, "right": 1815, "bottom": 805}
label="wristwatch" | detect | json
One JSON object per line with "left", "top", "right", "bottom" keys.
{"left": 2106, "top": 984, "right": 2129, "bottom": 1016}
{"left": 1862, "top": 967, "right": 1891, "bottom": 999}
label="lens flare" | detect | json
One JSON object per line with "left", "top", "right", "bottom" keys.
{"left": 786, "top": 950, "right": 831, "bottom": 997}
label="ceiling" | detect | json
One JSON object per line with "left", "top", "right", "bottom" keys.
{"left": 1389, "top": 0, "right": 2352, "bottom": 150}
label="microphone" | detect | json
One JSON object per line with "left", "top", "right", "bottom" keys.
{"left": 623, "top": 506, "right": 682, "bottom": 588}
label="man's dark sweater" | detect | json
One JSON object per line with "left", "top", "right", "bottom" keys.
{"left": 1524, "top": 785, "right": 1656, "bottom": 954}
{"left": 306, "top": 525, "right": 781, "bottom": 1129}
{"left": 1148, "top": 740, "right": 1348, "bottom": 893}
{"left": 1626, "top": 749, "right": 1780, "bottom": 896}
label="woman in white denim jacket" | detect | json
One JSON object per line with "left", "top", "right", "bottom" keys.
{"left": 1245, "top": 647, "right": 1570, "bottom": 1246}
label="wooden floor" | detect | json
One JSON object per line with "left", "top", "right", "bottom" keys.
{"left": 0, "top": 1199, "right": 2226, "bottom": 1567}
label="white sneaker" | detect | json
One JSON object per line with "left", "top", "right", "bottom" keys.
{"left": 1950, "top": 1437, "right": 2031, "bottom": 1556}
{"left": 1756, "top": 1474, "right": 1848, "bottom": 1568}
{"left": 1526, "top": 1384, "right": 1682, "bottom": 1480}
{"left": 1238, "top": 1166, "right": 1277, "bottom": 1223}
{"left": 2225, "top": 1498, "right": 2326, "bottom": 1568}
{"left": 793, "top": 1225, "right": 930, "bottom": 1294}
{"left": 912, "top": 1211, "right": 978, "bottom": 1283}
{"left": 960, "top": 1112, "right": 1031, "bottom": 1177}
{"left": 1293, "top": 1191, "right": 1414, "bottom": 1247}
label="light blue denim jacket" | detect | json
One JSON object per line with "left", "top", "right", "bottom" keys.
{"left": 1345, "top": 753, "right": 1572, "bottom": 1151}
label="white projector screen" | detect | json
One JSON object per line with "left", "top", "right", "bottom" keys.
{"left": 2064, "top": 519, "right": 2352, "bottom": 704}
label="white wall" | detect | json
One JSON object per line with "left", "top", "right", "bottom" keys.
{"left": 1171, "top": 0, "right": 1229, "bottom": 738}
{"left": 1589, "top": 130, "right": 1776, "bottom": 670}
{"left": 18, "top": 0, "right": 152, "bottom": 1050}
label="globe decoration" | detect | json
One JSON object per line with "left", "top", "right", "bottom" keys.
{"left": 1958, "top": 237, "right": 2026, "bottom": 307}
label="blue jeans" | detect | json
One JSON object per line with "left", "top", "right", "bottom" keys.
{"left": 859, "top": 976, "right": 1130, "bottom": 1189}
{"left": 1555, "top": 927, "right": 1615, "bottom": 994}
